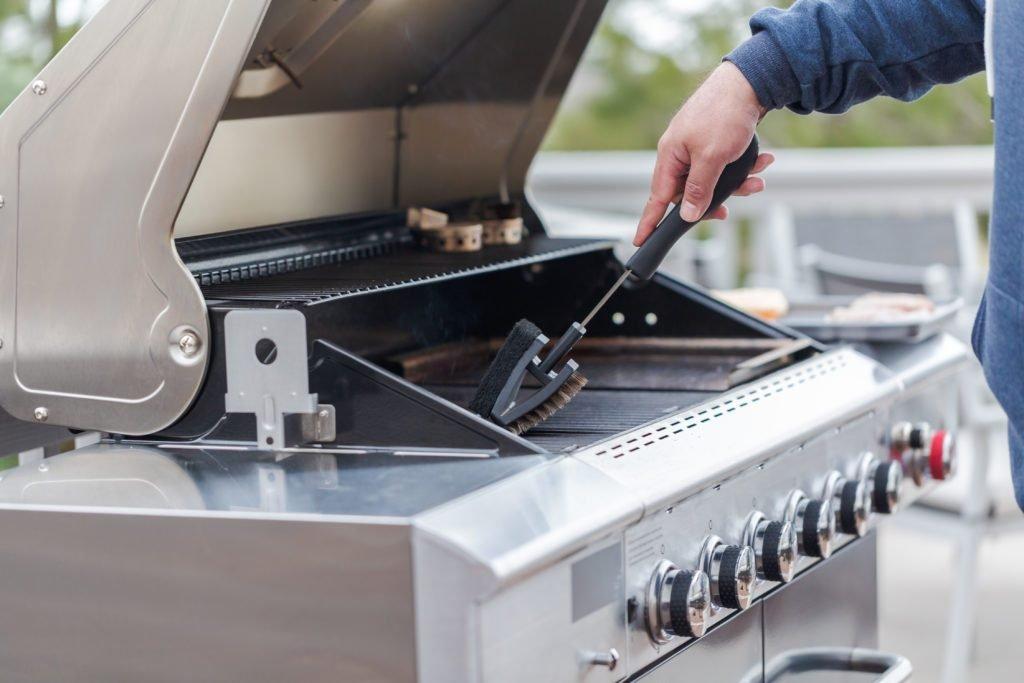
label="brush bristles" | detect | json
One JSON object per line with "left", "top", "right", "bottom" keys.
{"left": 509, "top": 371, "right": 588, "bottom": 435}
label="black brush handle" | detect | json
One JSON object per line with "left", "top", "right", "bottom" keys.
{"left": 626, "top": 135, "right": 760, "bottom": 281}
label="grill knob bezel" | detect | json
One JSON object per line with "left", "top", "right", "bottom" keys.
{"left": 871, "top": 460, "right": 903, "bottom": 514}
{"left": 699, "top": 536, "right": 756, "bottom": 612}
{"left": 744, "top": 511, "right": 798, "bottom": 583}
{"left": 645, "top": 559, "right": 712, "bottom": 644}
{"left": 785, "top": 490, "right": 835, "bottom": 559}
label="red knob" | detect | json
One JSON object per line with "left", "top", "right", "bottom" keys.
{"left": 930, "top": 430, "right": 954, "bottom": 480}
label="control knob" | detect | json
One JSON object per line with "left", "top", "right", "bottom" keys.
{"left": 785, "top": 491, "right": 836, "bottom": 559}
{"left": 646, "top": 560, "right": 712, "bottom": 643}
{"left": 928, "top": 429, "right": 956, "bottom": 481}
{"left": 743, "top": 512, "right": 798, "bottom": 583}
{"left": 862, "top": 455, "right": 903, "bottom": 514}
{"left": 698, "top": 536, "right": 756, "bottom": 611}
{"left": 823, "top": 471, "right": 871, "bottom": 537}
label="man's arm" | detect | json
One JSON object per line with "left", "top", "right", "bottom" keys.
{"left": 635, "top": 0, "right": 986, "bottom": 245}
{"left": 728, "top": 0, "right": 986, "bottom": 114}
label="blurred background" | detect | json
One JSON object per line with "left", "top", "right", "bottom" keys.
{"left": 0, "top": 1, "right": 1013, "bottom": 681}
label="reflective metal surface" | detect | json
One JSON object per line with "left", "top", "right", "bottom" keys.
{"left": 0, "top": 0, "right": 271, "bottom": 434}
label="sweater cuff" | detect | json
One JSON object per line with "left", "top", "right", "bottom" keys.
{"left": 724, "top": 31, "right": 801, "bottom": 111}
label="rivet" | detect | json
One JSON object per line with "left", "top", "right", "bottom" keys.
{"left": 33, "top": 406, "right": 48, "bottom": 422}
{"left": 177, "top": 331, "right": 200, "bottom": 357}
{"left": 38, "top": 463, "right": 48, "bottom": 472}
{"left": 31, "top": 80, "right": 47, "bottom": 96}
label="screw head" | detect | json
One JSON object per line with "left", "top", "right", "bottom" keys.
{"left": 33, "top": 407, "right": 48, "bottom": 422}
{"left": 31, "top": 80, "right": 47, "bottom": 96}
{"left": 177, "top": 331, "right": 200, "bottom": 358}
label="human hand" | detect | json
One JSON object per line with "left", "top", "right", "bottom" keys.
{"left": 634, "top": 62, "right": 774, "bottom": 247}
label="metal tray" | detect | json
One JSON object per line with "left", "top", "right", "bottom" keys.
{"left": 782, "top": 297, "right": 962, "bottom": 343}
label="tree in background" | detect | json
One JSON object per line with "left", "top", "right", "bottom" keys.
{"left": 0, "top": 0, "right": 993, "bottom": 151}
{"left": 546, "top": 0, "right": 993, "bottom": 150}
{"left": 0, "top": 0, "right": 88, "bottom": 109}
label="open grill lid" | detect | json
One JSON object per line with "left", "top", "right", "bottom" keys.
{"left": 177, "top": 0, "right": 608, "bottom": 238}
{"left": 0, "top": 0, "right": 607, "bottom": 436}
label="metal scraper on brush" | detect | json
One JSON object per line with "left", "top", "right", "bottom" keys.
{"left": 470, "top": 135, "right": 761, "bottom": 434}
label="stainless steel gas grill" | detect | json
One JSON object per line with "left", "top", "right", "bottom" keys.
{"left": 0, "top": 1, "right": 967, "bottom": 681}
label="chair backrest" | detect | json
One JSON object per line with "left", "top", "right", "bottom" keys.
{"left": 757, "top": 200, "right": 982, "bottom": 300}
{"left": 800, "top": 245, "right": 957, "bottom": 300}
{"left": 793, "top": 212, "right": 963, "bottom": 267}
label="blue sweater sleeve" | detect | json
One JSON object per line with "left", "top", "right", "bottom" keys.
{"left": 725, "top": 0, "right": 986, "bottom": 114}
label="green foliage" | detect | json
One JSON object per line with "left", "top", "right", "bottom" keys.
{"left": 546, "top": 0, "right": 993, "bottom": 150}
{"left": 0, "top": 0, "right": 83, "bottom": 111}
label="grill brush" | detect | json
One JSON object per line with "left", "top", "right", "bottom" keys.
{"left": 470, "top": 136, "right": 760, "bottom": 434}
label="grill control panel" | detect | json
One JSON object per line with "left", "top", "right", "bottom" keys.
{"left": 624, "top": 405, "right": 955, "bottom": 673}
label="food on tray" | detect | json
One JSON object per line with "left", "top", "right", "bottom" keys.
{"left": 712, "top": 287, "right": 790, "bottom": 320}
{"left": 826, "top": 292, "right": 936, "bottom": 323}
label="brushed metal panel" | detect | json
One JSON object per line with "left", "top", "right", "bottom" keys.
{"left": 634, "top": 605, "right": 762, "bottom": 682}
{"left": 0, "top": 0, "right": 270, "bottom": 434}
{"left": 621, "top": 411, "right": 887, "bottom": 675}
{"left": 176, "top": 110, "right": 395, "bottom": 238}
{"left": 575, "top": 348, "right": 899, "bottom": 512}
{"left": 0, "top": 508, "right": 415, "bottom": 683}
{"left": 762, "top": 535, "right": 880, "bottom": 683}
{"left": 478, "top": 537, "right": 627, "bottom": 683}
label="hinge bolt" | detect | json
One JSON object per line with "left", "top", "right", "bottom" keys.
{"left": 31, "top": 80, "right": 47, "bottom": 96}
{"left": 33, "top": 407, "right": 48, "bottom": 422}
{"left": 178, "top": 331, "right": 201, "bottom": 358}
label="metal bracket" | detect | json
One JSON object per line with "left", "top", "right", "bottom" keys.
{"left": 223, "top": 309, "right": 333, "bottom": 448}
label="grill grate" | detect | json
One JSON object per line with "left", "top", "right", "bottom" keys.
{"left": 429, "top": 385, "right": 712, "bottom": 452}
{"left": 200, "top": 237, "right": 612, "bottom": 306}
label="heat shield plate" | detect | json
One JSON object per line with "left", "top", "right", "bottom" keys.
{"left": 0, "top": 0, "right": 270, "bottom": 434}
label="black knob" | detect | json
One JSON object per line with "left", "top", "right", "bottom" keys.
{"left": 799, "top": 500, "right": 835, "bottom": 558}
{"left": 668, "top": 570, "right": 711, "bottom": 638}
{"left": 908, "top": 423, "right": 931, "bottom": 450}
{"left": 872, "top": 461, "right": 903, "bottom": 514}
{"left": 715, "top": 545, "right": 756, "bottom": 610}
{"left": 839, "top": 479, "right": 870, "bottom": 536}
{"left": 760, "top": 521, "right": 797, "bottom": 582}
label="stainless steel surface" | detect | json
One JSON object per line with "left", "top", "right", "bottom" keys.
{"left": 762, "top": 647, "right": 912, "bottom": 683}
{"left": 575, "top": 348, "right": 899, "bottom": 512}
{"left": 634, "top": 605, "right": 762, "bottom": 682}
{"left": 223, "top": 309, "right": 318, "bottom": 448}
{"left": 0, "top": 506, "right": 417, "bottom": 682}
{"left": 0, "top": 0, "right": 974, "bottom": 678}
{"left": 763, "top": 537, "right": 881, "bottom": 683}
{"left": 782, "top": 296, "right": 962, "bottom": 343}
{"left": 0, "top": 0, "right": 271, "bottom": 434}
{"left": 178, "top": 0, "right": 608, "bottom": 236}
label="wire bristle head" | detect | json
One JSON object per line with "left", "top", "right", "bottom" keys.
{"left": 509, "top": 372, "right": 587, "bottom": 435}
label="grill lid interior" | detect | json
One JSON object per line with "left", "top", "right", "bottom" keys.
{"left": 175, "top": 0, "right": 609, "bottom": 238}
